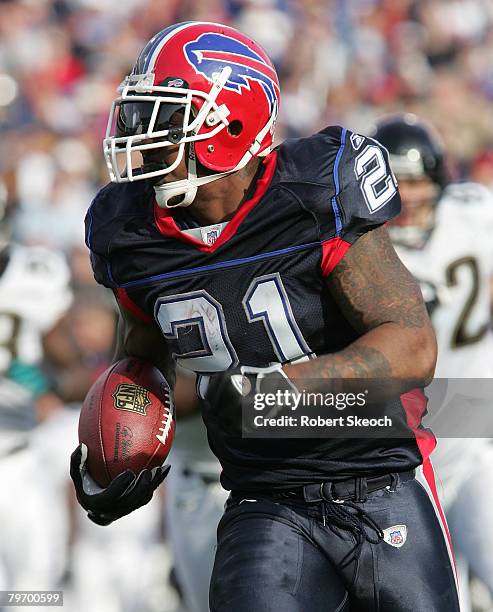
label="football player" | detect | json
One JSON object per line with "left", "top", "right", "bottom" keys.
{"left": 71, "top": 22, "right": 459, "bottom": 611}
{"left": 374, "top": 114, "right": 493, "bottom": 611}
{"left": 0, "top": 240, "right": 73, "bottom": 594}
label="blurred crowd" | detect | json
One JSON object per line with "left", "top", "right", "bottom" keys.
{"left": 2, "top": 0, "right": 493, "bottom": 611}
{"left": 3, "top": 0, "right": 493, "bottom": 254}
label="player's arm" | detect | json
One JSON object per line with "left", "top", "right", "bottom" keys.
{"left": 114, "top": 308, "right": 199, "bottom": 417}
{"left": 113, "top": 303, "right": 176, "bottom": 385}
{"left": 70, "top": 303, "right": 175, "bottom": 526}
{"left": 285, "top": 224, "right": 437, "bottom": 390}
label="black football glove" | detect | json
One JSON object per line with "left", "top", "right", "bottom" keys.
{"left": 70, "top": 443, "right": 170, "bottom": 526}
{"left": 203, "top": 364, "right": 299, "bottom": 435}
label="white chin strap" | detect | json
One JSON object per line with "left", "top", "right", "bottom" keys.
{"left": 154, "top": 162, "right": 235, "bottom": 208}
{"left": 154, "top": 144, "right": 244, "bottom": 209}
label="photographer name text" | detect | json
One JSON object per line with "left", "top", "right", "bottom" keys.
{"left": 253, "top": 415, "right": 393, "bottom": 428}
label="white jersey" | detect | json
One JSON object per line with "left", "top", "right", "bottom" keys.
{"left": 0, "top": 244, "right": 72, "bottom": 374}
{"left": 394, "top": 182, "right": 493, "bottom": 380}
{"left": 394, "top": 182, "right": 493, "bottom": 508}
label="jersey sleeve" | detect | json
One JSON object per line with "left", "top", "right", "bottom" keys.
{"left": 336, "top": 130, "right": 401, "bottom": 243}
{"left": 320, "top": 129, "right": 401, "bottom": 276}
{"left": 85, "top": 184, "right": 154, "bottom": 324}
{"left": 85, "top": 195, "right": 116, "bottom": 290}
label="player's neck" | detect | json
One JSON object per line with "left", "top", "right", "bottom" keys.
{"left": 187, "top": 158, "right": 262, "bottom": 226}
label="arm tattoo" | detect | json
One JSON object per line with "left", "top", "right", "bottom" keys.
{"left": 327, "top": 225, "right": 429, "bottom": 332}
{"left": 286, "top": 225, "right": 434, "bottom": 386}
{"left": 315, "top": 345, "right": 392, "bottom": 379}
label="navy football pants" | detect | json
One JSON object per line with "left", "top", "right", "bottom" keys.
{"left": 209, "top": 465, "right": 459, "bottom": 611}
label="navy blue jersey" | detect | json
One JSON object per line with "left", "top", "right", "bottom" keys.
{"left": 86, "top": 126, "right": 432, "bottom": 489}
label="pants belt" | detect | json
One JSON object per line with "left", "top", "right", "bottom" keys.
{"left": 232, "top": 470, "right": 415, "bottom": 504}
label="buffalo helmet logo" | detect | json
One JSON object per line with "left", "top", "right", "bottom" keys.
{"left": 184, "top": 32, "right": 279, "bottom": 114}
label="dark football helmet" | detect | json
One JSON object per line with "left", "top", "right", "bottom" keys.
{"left": 372, "top": 114, "right": 449, "bottom": 248}
{"left": 372, "top": 114, "right": 448, "bottom": 188}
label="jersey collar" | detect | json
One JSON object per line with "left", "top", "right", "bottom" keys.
{"left": 153, "top": 150, "right": 277, "bottom": 253}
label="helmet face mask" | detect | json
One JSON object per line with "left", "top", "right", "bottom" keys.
{"left": 115, "top": 99, "right": 186, "bottom": 139}
{"left": 104, "top": 76, "right": 228, "bottom": 184}
{"left": 103, "top": 22, "right": 280, "bottom": 208}
{"left": 372, "top": 114, "right": 448, "bottom": 248}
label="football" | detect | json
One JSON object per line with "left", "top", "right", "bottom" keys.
{"left": 78, "top": 357, "right": 175, "bottom": 487}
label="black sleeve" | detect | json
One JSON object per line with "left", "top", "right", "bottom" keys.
{"left": 88, "top": 249, "right": 116, "bottom": 289}
{"left": 335, "top": 129, "right": 401, "bottom": 244}
{"left": 85, "top": 191, "right": 116, "bottom": 290}
{"left": 84, "top": 181, "right": 155, "bottom": 290}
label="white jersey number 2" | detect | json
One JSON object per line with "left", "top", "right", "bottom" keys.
{"left": 155, "top": 273, "right": 311, "bottom": 372}
{"left": 354, "top": 144, "right": 397, "bottom": 213}
{"left": 445, "top": 255, "right": 488, "bottom": 349}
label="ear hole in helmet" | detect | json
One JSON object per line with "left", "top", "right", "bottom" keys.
{"left": 228, "top": 120, "right": 243, "bottom": 137}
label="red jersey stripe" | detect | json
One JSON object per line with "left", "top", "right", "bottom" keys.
{"left": 320, "top": 237, "right": 351, "bottom": 277}
{"left": 115, "top": 287, "right": 152, "bottom": 324}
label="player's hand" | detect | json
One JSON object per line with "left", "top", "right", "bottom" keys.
{"left": 70, "top": 443, "right": 170, "bottom": 526}
{"left": 203, "top": 364, "right": 299, "bottom": 435}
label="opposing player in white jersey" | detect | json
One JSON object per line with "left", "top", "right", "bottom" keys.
{"left": 374, "top": 114, "right": 493, "bottom": 611}
{"left": 0, "top": 243, "right": 73, "bottom": 382}
{"left": 0, "top": 240, "right": 73, "bottom": 595}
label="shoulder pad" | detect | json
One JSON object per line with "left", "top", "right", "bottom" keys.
{"left": 85, "top": 181, "right": 154, "bottom": 254}
{"left": 274, "top": 126, "right": 344, "bottom": 186}
{"left": 85, "top": 181, "right": 154, "bottom": 288}
{"left": 276, "top": 127, "right": 400, "bottom": 243}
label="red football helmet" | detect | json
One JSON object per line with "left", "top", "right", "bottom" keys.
{"left": 103, "top": 22, "right": 280, "bottom": 207}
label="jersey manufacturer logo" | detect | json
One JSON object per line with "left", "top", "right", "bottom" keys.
{"left": 231, "top": 374, "right": 252, "bottom": 397}
{"left": 350, "top": 132, "right": 364, "bottom": 150}
{"left": 112, "top": 383, "right": 151, "bottom": 416}
{"left": 184, "top": 32, "right": 279, "bottom": 113}
{"left": 382, "top": 524, "right": 407, "bottom": 548}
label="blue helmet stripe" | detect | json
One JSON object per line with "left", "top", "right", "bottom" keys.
{"left": 134, "top": 22, "right": 192, "bottom": 74}
{"left": 144, "top": 23, "right": 191, "bottom": 71}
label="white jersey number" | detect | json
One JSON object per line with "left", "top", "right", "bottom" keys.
{"left": 156, "top": 291, "right": 238, "bottom": 373}
{"left": 156, "top": 275, "right": 311, "bottom": 372}
{"left": 445, "top": 255, "right": 488, "bottom": 349}
{"left": 243, "top": 273, "right": 311, "bottom": 363}
{"left": 354, "top": 144, "right": 397, "bottom": 213}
